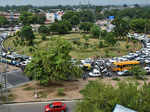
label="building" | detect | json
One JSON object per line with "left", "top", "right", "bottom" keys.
{"left": 0, "top": 12, "right": 20, "bottom": 22}
{"left": 45, "top": 11, "right": 64, "bottom": 24}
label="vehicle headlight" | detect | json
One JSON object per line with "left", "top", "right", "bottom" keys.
{"left": 46, "top": 108, "right": 50, "bottom": 111}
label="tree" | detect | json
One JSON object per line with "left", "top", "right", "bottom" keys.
{"left": 79, "top": 22, "right": 93, "bottom": 32}
{"left": 0, "top": 16, "right": 9, "bottom": 27}
{"left": 62, "top": 11, "right": 80, "bottom": 27}
{"left": 130, "top": 18, "right": 147, "bottom": 33}
{"left": 104, "top": 32, "right": 116, "bottom": 46}
{"left": 76, "top": 80, "right": 150, "bottom": 112}
{"left": 112, "top": 18, "right": 130, "bottom": 39}
{"left": 38, "top": 25, "right": 49, "bottom": 34}
{"left": 90, "top": 25, "right": 101, "bottom": 38}
{"left": 49, "top": 20, "right": 72, "bottom": 34}
{"left": 20, "top": 25, "right": 35, "bottom": 45}
{"left": 32, "top": 14, "right": 46, "bottom": 24}
{"left": 80, "top": 10, "right": 95, "bottom": 23}
{"left": 62, "top": 11, "right": 79, "bottom": 21}
{"left": 19, "top": 12, "right": 33, "bottom": 25}
{"left": 25, "top": 39, "right": 82, "bottom": 85}
{"left": 128, "top": 65, "right": 147, "bottom": 79}
{"left": 70, "top": 15, "right": 80, "bottom": 26}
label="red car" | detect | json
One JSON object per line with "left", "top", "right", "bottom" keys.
{"left": 45, "top": 102, "right": 66, "bottom": 112}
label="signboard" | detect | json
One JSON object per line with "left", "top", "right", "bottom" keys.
{"left": 108, "top": 16, "right": 115, "bottom": 20}
{"left": 113, "top": 104, "right": 137, "bottom": 112}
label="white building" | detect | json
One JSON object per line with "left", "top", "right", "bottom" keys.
{"left": 45, "top": 11, "right": 64, "bottom": 24}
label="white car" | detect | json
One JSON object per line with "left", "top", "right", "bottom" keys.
{"left": 89, "top": 69, "right": 101, "bottom": 77}
{"left": 145, "top": 59, "right": 150, "bottom": 64}
{"left": 144, "top": 67, "right": 150, "bottom": 72}
{"left": 117, "top": 70, "right": 129, "bottom": 76}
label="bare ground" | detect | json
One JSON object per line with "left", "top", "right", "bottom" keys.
{"left": 9, "top": 76, "right": 150, "bottom": 103}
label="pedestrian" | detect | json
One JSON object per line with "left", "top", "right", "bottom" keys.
{"left": 82, "top": 74, "right": 87, "bottom": 80}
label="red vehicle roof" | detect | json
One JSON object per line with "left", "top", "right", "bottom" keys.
{"left": 52, "top": 102, "right": 63, "bottom": 106}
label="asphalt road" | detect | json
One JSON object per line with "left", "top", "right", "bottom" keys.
{"left": 0, "top": 101, "right": 77, "bottom": 112}
{"left": 0, "top": 70, "right": 29, "bottom": 89}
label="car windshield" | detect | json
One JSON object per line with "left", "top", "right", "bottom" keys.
{"left": 54, "top": 106, "right": 62, "bottom": 108}
{"left": 49, "top": 104, "right": 53, "bottom": 108}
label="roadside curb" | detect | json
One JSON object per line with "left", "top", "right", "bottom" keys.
{"left": 3, "top": 98, "right": 82, "bottom": 105}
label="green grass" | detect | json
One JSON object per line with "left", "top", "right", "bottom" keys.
{"left": 57, "top": 88, "right": 65, "bottom": 96}
{"left": 3, "top": 33, "right": 142, "bottom": 59}
{"left": 39, "top": 91, "right": 48, "bottom": 98}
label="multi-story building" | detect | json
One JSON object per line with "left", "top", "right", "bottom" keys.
{"left": 0, "top": 12, "right": 20, "bottom": 22}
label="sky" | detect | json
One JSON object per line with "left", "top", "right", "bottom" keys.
{"left": 0, "top": 0, "right": 150, "bottom": 6}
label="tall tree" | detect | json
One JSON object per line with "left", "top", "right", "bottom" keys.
{"left": 112, "top": 18, "right": 130, "bottom": 39}
{"left": 0, "top": 16, "right": 9, "bottom": 26}
{"left": 80, "top": 10, "right": 95, "bottom": 23}
{"left": 20, "top": 25, "right": 35, "bottom": 45}
{"left": 130, "top": 18, "right": 147, "bottom": 33}
{"left": 19, "top": 12, "right": 33, "bottom": 25}
{"left": 104, "top": 32, "right": 116, "bottom": 46}
{"left": 79, "top": 22, "right": 93, "bottom": 32}
{"left": 90, "top": 25, "right": 101, "bottom": 38}
{"left": 49, "top": 20, "right": 72, "bottom": 34}
{"left": 25, "top": 39, "right": 82, "bottom": 85}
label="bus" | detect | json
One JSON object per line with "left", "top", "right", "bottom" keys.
{"left": 112, "top": 61, "right": 140, "bottom": 71}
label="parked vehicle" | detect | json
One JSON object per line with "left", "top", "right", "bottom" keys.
{"left": 112, "top": 61, "right": 140, "bottom": 71}
{"left": 89, "top": 69, "right": 101, "bottom": 77}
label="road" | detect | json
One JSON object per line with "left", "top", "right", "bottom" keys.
{"left": 0, "top": 70, "right": 29, "bottom": 89}
{"left": 0, "top": 101, "right": 77, "bottom": 112}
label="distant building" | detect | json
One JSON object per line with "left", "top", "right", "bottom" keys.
{"left": 0, "top": 12, "right": 20, "bottom": 22}
{"left": 45, "top": 11, "right": 64, "bottom": 24}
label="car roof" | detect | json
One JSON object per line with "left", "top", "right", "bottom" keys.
{"left": 52, "top": 102, "right": 63, "bottom": 106}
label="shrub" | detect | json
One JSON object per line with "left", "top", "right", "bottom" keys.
{"left": 98, "top": 41, "right": 104, "bottom": 48}
{"left": 23, "top": 86, "right": 34, "bottom": 91}
{"left": 41, "top": 34, "right": 46, "bottom": 40}
{"left": 57, "top": 88, "right": 65, "bottom": 96}
{"left": 112, "top": 77, "right": 120, "bottom": 81}
{"left": 76, "top": 80, "right": 150, "bottom": 112}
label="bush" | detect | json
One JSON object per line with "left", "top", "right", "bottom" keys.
{"left": 57, "top": 88, "right": 65, "bottom": 96}
{"left": 39, "top": 91, "right": 48, "bottom": 98}
{"left": 41, "top": 34, "right": 46, "bottom": 40}
{"left": 128, "top": 65, "right": 147, "bottom": 80}
{"left": 126, "top": 44, "right": 130, "bottom": 49}
{"left": 28, "top": 47, "right": 34, "bottom": 52}
{"left": 23, "top": 86, "right": 34, "bottom": 91}
{"left": 98, "top": 41, "right": 104, "bottom": 48}
{"left": 112, "top": 77, "right": 120, "bottom": 81}
{"left": 76, "top": 80, "right": 150, "bottom": 112}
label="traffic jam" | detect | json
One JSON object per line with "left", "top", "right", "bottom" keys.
{"left": 1, "top": 32, "right": 150, "bottom": 77}
{"left": 0, "top": 32, "right": 32, "bottom": 69}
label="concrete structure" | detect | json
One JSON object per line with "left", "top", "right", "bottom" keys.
{"left": 45, "top": 11, "right": 64, "bottom": 24}
{"left": 0, "top": 12, "right": 20, "bottom": 22}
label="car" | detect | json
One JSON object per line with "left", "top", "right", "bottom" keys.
{"left": 144, "top": 67, "right": 150, "bottom": 73}
{"left": 117, "top": 70, "right": 130, "bottom": 76}
{"left": 45, "top": 102, "right": 66, "bottom": 112}
{"left": 89, "top": 69, "right": 101, "bottom": 77}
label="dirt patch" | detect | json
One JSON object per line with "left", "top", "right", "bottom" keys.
{"left": 9, "top": 76, "right": 150, "bottom": 102}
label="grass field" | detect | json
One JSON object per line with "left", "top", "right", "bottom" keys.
{"left": 4, "top": 33, "right": 142, "bottom": 59}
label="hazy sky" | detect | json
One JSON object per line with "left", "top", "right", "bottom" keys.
{"left": 0, "top": 0, "right": 149, "bottom": 6}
